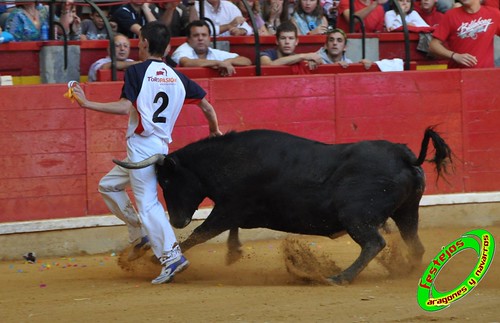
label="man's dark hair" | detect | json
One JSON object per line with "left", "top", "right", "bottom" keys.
{"left": 186, "top": 20, "right": 211, "bottom": 38}
{"left": 140, "top": 21, "right": 171, "bottom": 57}
{"left": 276, "top": 21, "right": 298, "bottom": 40}
{"left": 326, "top": 28, "right": 348, "bottom": 44}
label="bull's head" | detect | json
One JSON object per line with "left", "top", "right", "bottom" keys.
{"left": 113, "top": 154, "right": 206, "bottom": 229}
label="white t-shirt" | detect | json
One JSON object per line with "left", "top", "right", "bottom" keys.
{"left": 122, "top": 59, "right": 206, "bottom": 143}
{"left": 384, "top": 10, "right": 429, "bottom": 31}
{"left": 88, "top": 57, "right": 135, "bottom": 82}
{"left": 192, "top": 0, "right": 253, "bottom": 36}
{"left": 171, "top": 42, "right": 239, "bottom": 64}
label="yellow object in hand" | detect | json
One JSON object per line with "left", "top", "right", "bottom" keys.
{"left": 63, "top": 80, "right": 78, "bottom": 103}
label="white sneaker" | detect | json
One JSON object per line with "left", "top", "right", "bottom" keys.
{"left": 151, "top": 255, "right": 190, "bottom": 285}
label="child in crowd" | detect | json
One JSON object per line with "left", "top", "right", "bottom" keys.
{"left": 56, "top": 0, "right": 81, "bottom": 40}
{"left": 81, "top": 6, "right": 115, "bottom": 40}
{"left": 291, "top": 0, "right": 328, "bottom": 35}
{"left": 262, "top": 0, "right": 289, "bottom": 35}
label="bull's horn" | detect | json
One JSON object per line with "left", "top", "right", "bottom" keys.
{"left": 112, "top": 154, "right": 166, "bottom": 169}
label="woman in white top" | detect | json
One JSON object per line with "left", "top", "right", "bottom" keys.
{"left": 385, "top": 0, "right": 429, "bottom": 31}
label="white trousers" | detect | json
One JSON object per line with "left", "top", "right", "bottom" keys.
{"left": 98, "top": 134, "right": 178, "bottom": 258}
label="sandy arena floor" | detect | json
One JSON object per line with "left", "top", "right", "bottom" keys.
{"left": 1, "top": 225, "right": 499, "bottom": 322}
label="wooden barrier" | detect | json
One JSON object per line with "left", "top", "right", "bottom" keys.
{"left": 1, "top": 68, "right": 499, "bottom": 223}
{"left": 95, "top": 62, "right": 417, "bottom": 81}
{"left": 0, "top": 33, "right": 435, "bottom": 82}
{"left": 95, "top": 63, "right": 401, "bottom": 81}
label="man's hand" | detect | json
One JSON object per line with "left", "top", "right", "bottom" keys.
{"left": 301, "top": 53, "right": 323, "bottom": 65}
{"left": 311, "top": 25, "right": 328, "bottom": 35}
{"left": 306, "top": 60, "right": 319, "bottom": 70}
{"left": 360, "top": 58, "right": 373, "bottom": 70}
{"left": 214, "top": 61, "right": 236, "bottom": 76}
{"left": 452, "top": 52, "right": 477, "bottom": 67}
{"left": 229, "top": 27, "right": 247, "bottom": 36}
{"left": 71, "top": 83, "right": 87, "bottom": 106}
{"left": 230, "top": 17, "right": 246, "bottom": 28}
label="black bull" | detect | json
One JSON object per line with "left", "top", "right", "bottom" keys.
{"left": 114, "top": 127, "right": 452, "bottom": 284}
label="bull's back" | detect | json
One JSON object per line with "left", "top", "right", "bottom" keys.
{"left": 176, "top": 130, "right": 424, "bottom": 235}
{"left": 222, "top": 130, "right": 345, "bottom": 185}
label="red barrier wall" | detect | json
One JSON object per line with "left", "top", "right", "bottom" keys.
{"left": 0, "top": 33, "right": 434, "bottom": 80}
{"left": 1, "top": 68, "right": 499, "bottom": 223}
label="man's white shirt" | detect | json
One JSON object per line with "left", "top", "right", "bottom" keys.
{"left": 192, "top": 0, "right": 253, "bottom": 36}
{"left": 171, "top": 42, "right": 239, "bottom": 64}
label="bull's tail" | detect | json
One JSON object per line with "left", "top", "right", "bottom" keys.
{"left": 415, "top": 126, "right": 453, "bottom": 180}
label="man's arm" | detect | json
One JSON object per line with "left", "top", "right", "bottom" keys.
{"left": 130, "top": 4, "right": 157, "bottom": 37}
{"left": 99, "top": 60, "right": 140, "bottom": 71}
{"left": 178, "top": 57, "right": 227, "bottom": 67}
{"left": 429, "top": 37, "right": 478, "bottom": 67}
{"left": 260, "top": 52, "right": 322, "bottom": 66}
{"left": 159, "top": 2, "right": 177, "bottom": 27}
{"left": 226, "top": 56, "right": 252, "bottom": 66}
{"left": 197, "top": 98, "right": 222, "bottom": 137}
{"left": 72, "top": 84, "right": 132, "bottom": 115}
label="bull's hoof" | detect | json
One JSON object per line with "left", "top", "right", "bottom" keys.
{"left": 225, "top": 249, "right": 242, "bottom": 265}
{"left": 327, "top": 274, "right": 351, "bottom": 285}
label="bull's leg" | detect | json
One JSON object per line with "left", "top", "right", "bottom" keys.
{"left": 226, "top": 228, "right": 243, "bottom": 265}
{"left": 179, "top": 207, "right": 233, "bottom": 253}
{"left": 329, "top": 226, "right": 386, "bottom": 285}
{"left": 391, "top": 202, "right": 425, "bottom": 269}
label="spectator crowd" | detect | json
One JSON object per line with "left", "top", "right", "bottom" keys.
{"left": 0, "top": 0, "right": 499, "bottom": 70}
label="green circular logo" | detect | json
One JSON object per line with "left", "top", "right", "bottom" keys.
{"left": 417, "top": 229, "right": 495, "bottom": 312}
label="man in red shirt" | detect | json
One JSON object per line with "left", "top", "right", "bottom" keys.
{"left": 429, "top": 0, "right": 500, "bottom": 68}
{"left": 337, "top": 0, "right": 387, "bottom": 33}
{"left": 415, "top": 0, "right": 444, "bottom": 27}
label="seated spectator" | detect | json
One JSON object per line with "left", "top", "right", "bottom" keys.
{"left": 171, "top": 20, "right": 252, "bottom": 76}
{"left": 57, "top": 0, "right": 81, "bottom": 40}
{"left": 188, "top": 0, "right": 253, "bottom": 36}
{"left": 260, "top": 21, "right": 322, "bottom": 70}
{"left": 315, "top": 27, "right": 372, "bottom": 69}
{"left": 337, "top": 0, "right": 387, "bottom": 33}
{"left": 414, "top": 0, "right": 443, "bottom": 27}
{"left": 262, "top": 0, "right": 289, "bottom": 35}
{"left": 290, "top": 0, "right": 328, "bottom": 35}
{"left": 323, "top": 0, "right": 341, "bottom": 29}
{"left": 112, "top": 0, "right": 157, "bottom": 39}
{"left": 5, "top": 2, "right": 49, "bottom": 41}
{"left": 233, "top": 0, "right": 269, "bottom": 35}
{"left": 81, "top": 6, "right": 116, "bottom": 40}
{"left": 88, "top": 33, "right": 139, "bottom": 82}
{"left": 385, "top": 0, "right": 429, "bottom": 31}
{"left": 156, "top": 0, "right": 189, "bottom": 37}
